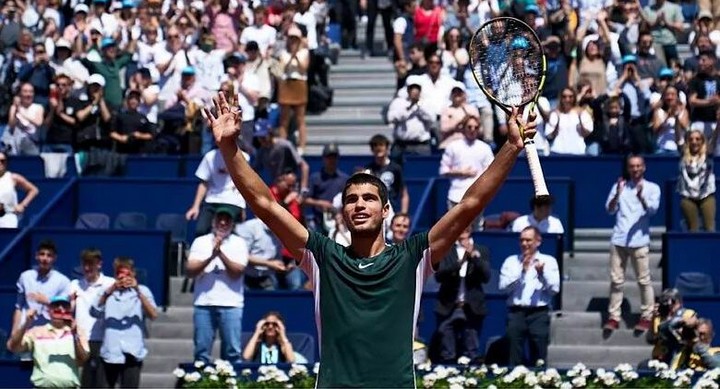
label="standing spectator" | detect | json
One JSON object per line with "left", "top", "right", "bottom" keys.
{"left": 44, "top": 74, "right": 79, "bottom": 153}
{"left": 186, "top": 207, "right": 248, "bottom": 364}
{"left": 387, "top": 79, "right": 435, "bottom": 157}
{"left": 95, "top": 257, "right": 157, "bottom": 388}
{"left": 677, "top": 127, "right": 718, "bottom": 232}
{"left": 568, "top": 39, "right": 615, "bottom": 97}
{"left": 17, "top": 42, "right": 54, "bottom": 106}
{"left": 413, "top": 0, "right": 443, "bottom": 52}
{"left": 612, "top": 55, "right": 653, "bottom": 154}
{"left": 439, "top": 28, "right": 469, "bottom": 79}
{"left": 364, "top": 0, "right": 394, "bottom": 58}
{"left": 66, "top": 249, "right": 115, "bottom": 388}
{"left": 640, "top": 0, "right": 684, "bottom": 66}
{"left": 439, "top": 116, "right": 494, "bottom": 231}
{"left": 651, "top": 85, "right": 689, "bottom": 155}
{"left": 6, "top": 297, "right": 89, "bottom": 388}
{"left": 252, "top": 120, "right": 310, "bottom": 191}
{"left": 11, "top": 241, "right": 70, "bottom": 337}
{"left": 245, "top": 41, "right": 273, "bottom": 101}
{"left": 110, "top": 90, "right": 155, "bottom": 154}
{"left": 440, "top": 82, "right": 480, "bottom": 149}
{"left": 270, "top": 171, "right": 308, "bottom": 290}
{"left": 598, "top": 95, "right": 633, "bottom": 155}
{"left": 366, "top": 134, "right": 409, "bottom": 214}
{"left": 412, "top": 52, "right": 456, "bottom": 122}
{"left": 603, "top": 155, "right": 660, "bottom": 332}
{"left": 5, "top": 83, "right": 44, "bottom": 155}
{"left": 81, "top": 37, "right": 136, "bottom": 110}
{"left": 542, "top": 36, "right": 569, "bottom": 110}
{"left": 511, "top": 196, "right": 565, "bottom": 234}
{"left": 434, "top": 225, "right": 491, "bottom": 364}
{"left": 499, "top": 226, "right": 560, "bottom": 367}
{"left": 392, "top": 0, "right": 417, "bottom": 88}
{"left": 460, "top": 66, "right": 494, "bottom": 145}
{"left": 75, "top": 74, "right": 113, "bottom": 151}
{"left": 186, "top": 147, "right": 250, "bottom": 237}
{"left": 240, "top": 6, "right": 277, "bottom": 58}
{"left": 276, "top": 26, "right": 310, "bottom": 155}
{"left": 235, "top": 217, "right": 287, "bottom": 291}
{"left": 688, "top": 51, "right": 720, "bottom": 156}
{"left": 389, "top": 213, "right": 411, "bottom": 244}
{"left": 0, "top": 151, "right": 39, "bottom": 228}
{"left": 303, "top": 143, "right": 349, "bottom": 235}
{"left": 208, "top": 0, "right": 239, "bottom": 53}
{"left": 242, "top": 311, "right": 297, "bottom": 363}
{"left": 635, "top": 32, "right": 666, "bottom": 84}
{"left": 225, "top": 54, "right": 261, "bottom": 156}
{"left": 546, "top": 87, "right": 594, "bottom": 155}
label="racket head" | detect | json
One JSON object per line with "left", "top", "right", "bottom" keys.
{"left": 469, "top": 17, "right": 547, "bottom": 111}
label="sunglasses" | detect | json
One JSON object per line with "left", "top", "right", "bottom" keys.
{"left": 466, "top": 126, "right": 479, "bottom": 130}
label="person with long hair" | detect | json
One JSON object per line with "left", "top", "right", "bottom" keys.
{"left": 545, "top": 87, "right": 593, "bottom": 155}
{"left": 440, "top": 27, "right": 469, "bottom": 79}
{"left": 277, "top": 26, "right": 310, "bottom": 155}
{"left": 0, "top": 151, "right": 39, "bottom": 228}
{"left": 676, "top": 125, "right": 718, "bottom": 231}
{"left": 652, "top": 85, "right": 690, "bottom": 155}
{"left": 242, "top": 311, "right": 297, "bottom": 363}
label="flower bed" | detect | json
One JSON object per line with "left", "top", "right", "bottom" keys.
{"left": 173, "top": 359, "right": 720, "bottom": 388}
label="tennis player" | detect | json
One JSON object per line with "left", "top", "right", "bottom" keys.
{"left": 203, "top": 92, "right": 537, "bottom": 387}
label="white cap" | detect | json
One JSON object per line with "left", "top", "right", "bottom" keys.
{"left": 87, "top": 73, "right": 106, "bottom": 87}
{"left": 55, "top": 38, "right": 72, "bottom": 49}
{"left": 190, "top": 0, "right": 205, "bottom": 11}
{"left": 74, "top": 3, "right": 89, "bottom": 13}
{"left": 451, "top": 81, "right": 466, "bottom": 93}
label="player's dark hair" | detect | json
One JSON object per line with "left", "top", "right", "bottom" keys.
{"left": 342, "top": 173, "right": 389, "bottom": 208}
{"left": 37, "top": 240, "right": 57, "bottom": 256}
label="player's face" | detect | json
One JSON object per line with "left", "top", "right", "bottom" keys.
{"left": 626, "top": 156, "right": 646, "bottom": 181}
{"left": 342, "top": 184, "right": 389, "bottom": 236}
{"left": 391, "top": 216, "right": 410, "bottom": 242}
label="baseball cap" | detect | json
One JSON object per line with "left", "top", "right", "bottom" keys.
{"left": 510, "top": 36, "right": 530, "bottom": 50}
{"left": 287, "top": 26, "right": 302, "bottom": 38}
{"left": 87, "top": 73, "right": 106, "bottom": 87}
{"left": 190, "top": 0, "right": 205, "bottom": 11}
{"left": 101, "top": 37, "right": 117, "bottom": 50}
{"left": 451, "top": 82, "right": 466, "bottom": 94}
{"left": 233, "top": 53, "right": 248, "bottom": 63}
{"left": 405, "top": 75, "right": 422, "bottom": 89}
{"left": 253, "top": 119, "right": 271, "bottom": 138}
{"left": 215, "top": 206, "right": 238, "bottom": 219}
{"left": 74, "top": 3, "right": 89, "bottom": 13}
{"left": 322, "top": 143, "right": 340, "bottom": 157}
{"left": 181, "top": 66, "right": 196, "bottom": 76}
{"left": 622, "top": 54, "right": 637, "bottom": 65}
{"left": 93, "top": 0, "right": 107, "bottom": 4}
{"left": 122, "top": 0, "right": 135, "bottom": 8}
{"left": 55, "top": 38, "right": 72, "bottom": 50}
{"left": 699, "top": 10, "right": 713, "bottom": 20}
{"left": 525, "top": 3, "right": 540, "bottom": 14}
{"left": 50, "top": 295, "right": 71, "bottom": 305}
{"left": 658, "top": 67, "right": 674, "bottom": 79}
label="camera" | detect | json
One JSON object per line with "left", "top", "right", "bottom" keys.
{"left": 658, "top": 296, "right": 674, "bottom": 318}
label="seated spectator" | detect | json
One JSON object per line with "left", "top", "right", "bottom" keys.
{"left": 186, "top": 147, "right": 250, "bottom": 237}
{"left": 511, "top": 196, "right": 565, "bottom": 234}
{"left": 389, "top": 213, "right": 411, "bottom": 244}
{"left": 677, "top": 127, "right": 718, "bottom": 231}
{"left": 439, "top": 82, "right": 479, "bottom": 149}
{"left": 434, "top": 225, "right": 490, "bottom": 364}
{"left": 253, "top": 120, "right": 310, "bottom": 190}
{"left": 0, "top": 151, "right": 39, "bottom": 228}
{"left": 235, "top": 217, "right": 290, "bottom": 291}
{"left": 329, "top": 208, "right": 351, "bottom": 247}
{"left": 186, "top": 207, "right": 248, "bottom": 364}
{"left": 6, "top": 297, "right": 89, "bottom": 388}
{"left": 269, "top": 170, "right": 308, "bottom": 290}
{"left": 128, "top": 68, "right": 160, "bottom": 125}
{"left": 242, "top": 311, "right": 297, "bottom": 364}
{"left": 387, "top": 77, "right": 435, "bottom": 157}
{"left": 546, "top": 87, "right": 594, "bottom": 155}
{"left": 410, "top": 51, "right": 455, "bottom": 122}
{"left": 302, "top": 143, "right": 348, "bottom": 235}
{"left": 110, "top": 90, "right": 155, "bottom": 154}
{"left": 651, "top": 85, "right": 689, "bottom": 155}
{"left": 671, "top": 317, "right": 720, "bottom": 371}
{"left": 647, "top": 288, "right": 696, "bottom": 363}
{"left": 12, "top": 241, "right": 69, "bottom": 336}
{"left": 94, "top": 257, "right": 157, "bottom": 388}
{"left": 4, "top": 83, "right": 44, "bottom": 155}
{"left": 158, "top": 66, "right": 211, "bottom": 148}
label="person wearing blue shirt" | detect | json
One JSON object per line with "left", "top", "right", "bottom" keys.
{"left": 499, "top": 226, "right": 560, "bottom": 367}
{"left": 603, "top": 155, "right": 661, "bottom": 333}
{"left": 11, "top": 240, "right": 70, "bottom": 339}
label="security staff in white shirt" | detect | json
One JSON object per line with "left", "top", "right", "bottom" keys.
{"left": 511, "top": 196, "right": 565, "bottom": 234}
{"left": 66, "top": 249, "right": 115, "bottom": 388}
{"left": 186, "top": 206, "right": 249, "bottom": 364}
{"left": 499, "top": 226, "right": 560, "bottom": 367}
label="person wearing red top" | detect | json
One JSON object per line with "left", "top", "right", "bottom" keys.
{"left": 414, "top": 0, "right": 444, "bottom": 51}
{"left": 269, "top": 170, "right": 307, "bottom": 290}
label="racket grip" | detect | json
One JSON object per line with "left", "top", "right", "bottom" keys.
{"left": 523, "top": 138, "right": 550, "bottom": 198}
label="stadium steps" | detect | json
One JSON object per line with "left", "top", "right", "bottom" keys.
{"left": 547, "top": 228, "right": 664, "bottom": 370}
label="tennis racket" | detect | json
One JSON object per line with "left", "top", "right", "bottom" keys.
{"left": 469, "top": 17, "right": 550, "bottom": 199}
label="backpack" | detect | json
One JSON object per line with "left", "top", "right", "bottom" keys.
{"left": 306, "top": 85, "right": 333, "bottom": 114}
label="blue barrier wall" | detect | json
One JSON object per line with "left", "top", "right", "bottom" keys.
{"left": 662, "top": 232, "right": 720, "bottom": 293}
{"left": 20, "top": 178, "right": 72, "bottom": 227}
{"left": 125, "top": 156, "right": 183, "bottom": 178}
{"left": 29, "top": 229, "right": 170, "bottom": 306}
{"left": 664, "top": 180, "right": 719, "bottom": 232}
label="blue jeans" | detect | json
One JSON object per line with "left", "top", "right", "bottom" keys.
{"left": 193, "top": 306, "right": 243, "bottom": 364}
{"left": 284, "top": 267, "right": 307, "bottom": 290}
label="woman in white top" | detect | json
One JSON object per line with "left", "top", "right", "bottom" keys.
{"left": 676, "top": 126, "right": 718, "bottom": 232}
{"left": 545, "top": 87, "right": 593, "bottom": 155}
{"left": 440, "top": 27, "right": 469, "bottom": 79}
{"left": 277, "top": 26, "right": 310, "bottom": 155}
{"left": 651, "top": 85, "right": 689, "bottom": 155}
{"left": 0, "top": 152, "right": 40, "bottom": 228}
{"left": 5, "top": 83, "right": 44, "bottom": 155}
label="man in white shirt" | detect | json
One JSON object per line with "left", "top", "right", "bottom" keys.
{"left": 66, "top": 249, "right": 115, "bottom": 388}
{"left": 225, "top": 54, "right": 261, "bottom": 154}
{"left": 386, "top": 79, "right": 435, "bottom": 156}
{"left": 240, "top": 6, "right": 276, "bottom": 58}
{"left": 511, "top": 196, "right": 565, "bottom": 234}
{"left": 439, "top": 116, "right": 495, "bottom": 230}
{"left": 499, "top": 226, "right": 560, "bottom": 367}
{"left": 186, "top": 147, "right": 250, "bottom": 237}
{"left": 186, "top": 207, "right": 249, "bottom": 364}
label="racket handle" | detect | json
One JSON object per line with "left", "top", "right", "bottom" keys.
{"left": 523, "top": 138, "right": 550, "bottom": 198}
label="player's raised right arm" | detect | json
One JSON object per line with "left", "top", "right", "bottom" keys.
{"left": 203, "top": 92, "right": 308, "bottom": 260}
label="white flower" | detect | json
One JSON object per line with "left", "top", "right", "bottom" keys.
{"left": 674, "top": 376, "right": 691, "bottom": 387}
{"left": 209, "top": 374, "right": 218, "bottom": 381}
{"left": 596, "top": 368, "right": 606, "bottom": 376}
{"left": 571, "top": 376, "right": 587, "bottom": 387}
{"left": 487, "top": 385, "right": 498, "bottom": 389}
{"left": 536, "top": 359, "right": 545, "bottom": 367}
{"left": 289, "top": 364, "right": 309, "bottom": 378}
{"left": 241, "top": 368, "right": 252, "bottom": 376}
{"left": 614, "top": 363, "right": 633, "bottom": 372}
{"left": 193, "top": 360, "right": 205, "bottom": 368}
{"left": 203, "top": 366, "right": 216, "bottom": 375}
{"left": 524, "top": 374, "right": 539, "bottom": 386}
{"left": 417, "top": 361, "right": 432, "bottom": 372}
{"left": 560, "top": 382, "right": 573, "bottom": 389}
{"left": 457, "top": 356, "right": 471, "bottom": 365}
{"left": 696, "top": 378, "right": 720, "bottom": 389}
{"left": 185, "top": 372, "right": 201, "bottom": 383}
{"left": 313, "top": 362, "right": 320, "bottom": 375}
{"left": 621, "top": 371, "right": 639, "bottom": 381}
{"left": 449, "top": 384, "right": 463, "bottom": 389}
{"left": 226, "top": 378, "right": 237, "bottom": 385}
{"left": 172, "top": 368, "right": 185, "bottom": 378}
{"left": 466, "top": 378, "right": 478, "bottom": 387}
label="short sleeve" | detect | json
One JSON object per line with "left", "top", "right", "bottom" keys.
{"left": 230, "top": 237, "right": 250, "bottom": 266}
{"left": 139, "top": 285, "right": 157, "bottom": 311}
{"left": 21, "top": 333, "right": 34, "bottom": 352}
{"left": 189, "top": 236, "right": 210, "bottom": 261}
{"left": 195, "top": 152, "right": 213, "bottom": 182}
{"left": 393, "top": 17, "right": 407, "bottom": 34}
{"left": 403, "top": 231, "right": 430, "bottom": 266}
{"left": 303, "top": 230, "right": 334, "bottom": 266}
{"left": 15, "top": 275, "right": 26, "bottom": 310}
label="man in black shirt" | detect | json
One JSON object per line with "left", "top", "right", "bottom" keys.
{"left": 688, "top": 50, "right": 720, "bottom": 154}
{"left": 303, "top": 143, "right": 349, "bottom": 234}
{"left": 111, "top": 90, "right": 154, "bottom": 154}
{"left": 75, "top": 74, "right": 112, "bottom": 151}
{"left": 365, "top": 134, "right": 409, "bottom": 214}
{"left": 44, "top": 74, "right": 78, "bottom": 153}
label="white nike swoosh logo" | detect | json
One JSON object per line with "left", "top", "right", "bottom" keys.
{"left": 358, "top": 263, "right": 374, "bottom": 269}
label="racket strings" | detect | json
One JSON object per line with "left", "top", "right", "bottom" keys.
{"left": 469, "top": 18, "right": 543, "bottom": 107}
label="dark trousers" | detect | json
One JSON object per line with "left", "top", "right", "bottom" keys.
{"left": 366, "top": 0, "right": 394, "bottom": 53}
{"left": 506, "top": 306, "right": 550, "bottom": 367}
{"left": 436, "top": 306, "right": 485, "bottom": 363}
{"left": 339, "top": 0, "right": 358, "bottom": 48}
{"left": 81, "top": 341, "right": 104, "bottom": 388}
{"left": 102, "top": 354, "right": 143, "bottom": 388}
{"left": 194, "top": 202, "right": 246, "bottom": 237}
